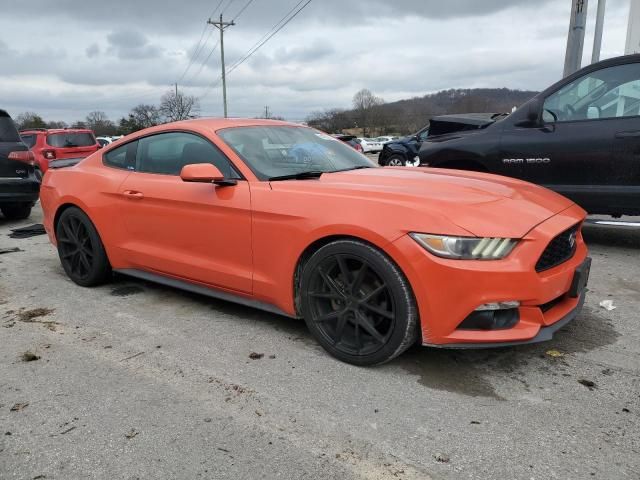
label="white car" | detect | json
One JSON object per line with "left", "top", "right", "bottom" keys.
{"left": 357, "top": 138, "right": 383, "bottom": 153}
{"left": 96, "top": 137, "right": 113, "bottom": 148}
{"left": 374, "top": 136, "right": 400, "bottom": 144}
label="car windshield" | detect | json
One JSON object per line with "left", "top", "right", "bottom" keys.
{"left": 47, "top": 132, "right": 95, "bottom": 148}
{"left": 217, "top": 126, "right": 375, "bottom": 180}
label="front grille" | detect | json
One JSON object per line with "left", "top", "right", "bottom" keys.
{"left": 536, "top": 224, "right": 579, "bottom": 272}
{"left": 539, "top": 294, "right": 565, "bottom": 313}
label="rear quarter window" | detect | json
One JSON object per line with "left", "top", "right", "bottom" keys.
{"left": 20, "top": 134, "right": 37, "bottom": 148}
{"left": 103, "top": 141, "right": 136, "bottom": 170}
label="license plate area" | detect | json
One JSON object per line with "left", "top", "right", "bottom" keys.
{"left": 569, "top": 257, "right": 591, "bottom": 298}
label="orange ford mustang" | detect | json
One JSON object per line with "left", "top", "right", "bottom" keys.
{"left": 40, "top": 119, "right": 590, "bottom": 366}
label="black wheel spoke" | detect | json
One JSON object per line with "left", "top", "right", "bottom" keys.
{"left": 62, "top": 221, "right": 76, "bottom": 242}
{"left": 360, "top": 301, "right": 394, "bottom": 320}
{"left": 319, "top": 268, "right": 346, "bottom": 298}
{"left": 309, "top": 291, "right": 343, "bottom": 300}
{"left": 356, "top": 311, "right": 386, "bottom": 344}
{"left": 333, "top": 313, "right": 349, "bottom": 340}
{"left": 313, "top": 310, "right": 343, "bottom": 324}
{"left": 62, "top": 248, "right": 79, "bottom": 259}
{"left": 335, "top": 255, "right": 351, "bottom": 285}
{"left": 351, "top": 264, "right": 368, "bottom": 294}
{"left": 361, "top": 283, "right": 386, "bottom": 303}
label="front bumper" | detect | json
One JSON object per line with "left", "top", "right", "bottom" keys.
{"left": 388, "top": 203, "right": 589, "bottom": 346}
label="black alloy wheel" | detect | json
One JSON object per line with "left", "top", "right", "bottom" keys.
{"left": 301, "top": 240, "right": 418, "bottom": 366}
{"left": 56, "top": 207, "right": 111, "bottom": 287}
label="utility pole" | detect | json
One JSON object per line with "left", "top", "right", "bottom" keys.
{"left": 563, "top": 0, "right": 589, "bottom": 77}
{"left": 591, "top": 0, "right": 606, "bottom": 63}
{"left": 625, "top": 0, "right": 640, "bottom": 54}
{"left": 264, "top": 106, "right": 270, "bottom": 119}
{"left": 207, "top": 14, "right": 235, "bottom": 118}
{"left": 175, "top": 82, "right": 178, "bottom": 97}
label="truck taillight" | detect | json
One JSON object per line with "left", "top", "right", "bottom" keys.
{"left": 43, "top": 150, "right": 56, "bottom": 160}
{"left": 8, "top": 150, "right": 35, "bottom": 166}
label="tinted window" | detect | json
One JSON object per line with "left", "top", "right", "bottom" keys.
{"left": 543, "top": 62, "right": 640, "bottom": 122}
{"left": 0, "top": 115, "right": 20, "bottom": 142}
{"left": 47, "top": 132, "right": 96, "bottom": 147}
{"left": 217, "top": 126, "right": 374, "bottom": 180}
{"left": 136, "top": 132, "right": 236, "bottom": 177}
{"left": 20, "top": 134, "right": 37, "bottom": 148}
{"left": 104, "top": 143, "right": 132, "bottom": 170}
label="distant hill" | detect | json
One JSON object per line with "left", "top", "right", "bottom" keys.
{"left": 307, "top": 88, "right": 539, "bottom": 136}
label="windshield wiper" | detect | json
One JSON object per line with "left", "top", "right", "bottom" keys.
{"left": 333, "top": 165, "right": 374, "bottom": 173}
{"left": 268, "top": 171, "right": 324, "bottom": 181}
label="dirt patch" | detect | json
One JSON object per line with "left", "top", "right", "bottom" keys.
{"left": 21, "top": 351, "right": 40, "bottom": 362}
{"left": 15, "top": 308, "right": 60, "bottom": 331}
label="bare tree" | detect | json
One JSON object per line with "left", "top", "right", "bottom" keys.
{"left": 159, "top": 89, "right": 200, "bottom": 122}
{"left": 14, "top": 112, "right": 47, "bottom": 130}
{"left": 131, "top": 104, "right": 162, "bottom": 128}
{"left": 85, "top": 111, "right": 117, "bottom": 136}
{"left": 352, "top": 89, "right": 384, "bottom": 137}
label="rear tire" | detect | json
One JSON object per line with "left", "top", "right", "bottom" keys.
{"left": 300, "top": 239, "right": 418, "bottom": 366}
{"left": 1, "top": 204, "right": 32, "bottom": 220}
{"left": 56, "top": 207, "right": 111, "bottom": 287}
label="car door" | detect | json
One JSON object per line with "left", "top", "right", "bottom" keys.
{"left": 118, "top": 131, "right": 253, "bottom": 294}
{"left": 500, "top": 61, "right": 640, "bottom": 208}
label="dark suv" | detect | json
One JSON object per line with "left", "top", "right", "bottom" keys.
{"left": 419, "top": 54, "right": 640, "bottom": 217}
{"left": 0, "top": 110, "right": 39, "bottom": 219}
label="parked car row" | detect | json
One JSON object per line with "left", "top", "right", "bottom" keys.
{"left": 20, "top": 128, "right": 100, "bottom": 173}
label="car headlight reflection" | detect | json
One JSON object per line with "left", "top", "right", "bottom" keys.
{"left": 409, "top": 233, "right": 518, "bottom": 260}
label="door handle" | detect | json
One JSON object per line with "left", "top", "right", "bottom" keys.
{"left": 123, "top": 190, "right": 144, "bottom": 199}
{"left": 615, "top": 131, "right": 640, "bottom": 139}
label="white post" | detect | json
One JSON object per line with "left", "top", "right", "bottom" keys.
{"left": 591, "top": 0, "right": 606, "bottom": 63}
{"left": 625, "top": 0, "right": 640, "bottom": 54}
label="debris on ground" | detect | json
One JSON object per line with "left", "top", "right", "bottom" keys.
{"left": 204, "top": 418, "right": 212, "bottom": 423}
{"left": 124, "top": 429, "right": 139, "bottom": 439}
{"left": 249, "top": 352, "right": 264, "bottom": 360}
{"left": 545, "top": 349, "right": 565, "bottom": 358}
{"left": 20, "top": 351, "right": 40, "bottom": 362}
{"left": 268, "top": 354, "right": 276, "bottom": 359}
{"left": 434, "top": 453, "right": 450, "bottom": 463}
{"left": 60, "top": 426, "right": 77, "bottom": 435}
{"left": 8, "top": 224, "right": 46, "bottom": 239}
{"left": 599, "top": 300, "right": 616, "bottom": 311}
{"left": 0, "top": 247, "right": 22, "bottom": 255}
{"left": 15, "top": 308, "right": 59, "bottom": 331}
{"left": 10, "top": 403, "right": 29, "bottom": 412}
{"left": 470, "top": 420, "right": 481, "bottom": 424}
{"left": 622, "top": 408, "right": 630, "bottom": 413}
{"left": 578, "top": 379, "right": 597, "bottom": 390}
{"left": 120, "top": 352, "right": 145, "bottom": 362}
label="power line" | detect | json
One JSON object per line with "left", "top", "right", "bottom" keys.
{"left": 232, "top": 0, "right": 255, "bottom": 20}
{"left": 176, "top": 0, "right": 226, "bottom": 84}
{"left": 199, "top": 0, "right": 313, "bottom": 100}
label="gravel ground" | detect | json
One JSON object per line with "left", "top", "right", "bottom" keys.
{"left": 1, "top": 205, "right": 638, "bottom": 480}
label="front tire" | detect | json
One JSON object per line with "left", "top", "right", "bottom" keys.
{"left": 386, "top": 155, "right": 407, "bottom": 167}
{"left": 1, "top": 204, "right": 32, "bottom": 220}
{"left": 300, "top": 240, "right": 418, "bottom": 366}
{"left": 56, "top": 207, "right": 111, "bottom": 287}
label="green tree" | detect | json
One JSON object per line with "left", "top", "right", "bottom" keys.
{"left": 14, "top": 112, "right": 47, "bottom": 130}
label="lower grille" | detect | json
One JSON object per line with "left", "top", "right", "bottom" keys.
{"left": 536, "top": 224, "right": 579, "bottom": 272}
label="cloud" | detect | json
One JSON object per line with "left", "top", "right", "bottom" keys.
{"left": 0, "top": 0, "right": 631, "bottom": 123}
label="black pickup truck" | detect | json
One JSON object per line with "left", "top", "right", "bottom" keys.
{"left": 418, "top": 54, "right": 640, "bottom": 217}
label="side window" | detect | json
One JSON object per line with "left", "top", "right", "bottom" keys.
{"left": 136, "top": 132, "right": 237, "bottom": 177}
{"left": 20, "top": 134, "right": 36, "bottom": 148}
{"left": 543, "top": 62, "right": 640, "bottom": 123}
{"left": 103, "top": 143, "right": 134, "bottom": 170}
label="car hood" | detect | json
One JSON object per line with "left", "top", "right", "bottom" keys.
{"left": 270, "top": 167, "right": 575, "bottom": 238}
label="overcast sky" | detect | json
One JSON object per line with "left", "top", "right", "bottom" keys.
{"left": 0, "top": 0, "right": 631, "bottom": 123}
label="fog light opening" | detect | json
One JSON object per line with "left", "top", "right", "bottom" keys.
{"left": 459, "top": 303, "right": 520, "bottom": 330}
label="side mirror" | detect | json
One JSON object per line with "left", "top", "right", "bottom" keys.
{"left": 525, "top": 98, "right": 543, "bottom": 126}
{"left": 180, "top": 163, "right": 236, "bottom": 186}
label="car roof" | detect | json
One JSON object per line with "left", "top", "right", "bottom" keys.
{"left": 20, "top": 128, "right": 94, "bottom": 134}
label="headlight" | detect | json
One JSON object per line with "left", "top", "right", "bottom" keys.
{"left": 409, "top": 233, "right": 518, "bottom": 260}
